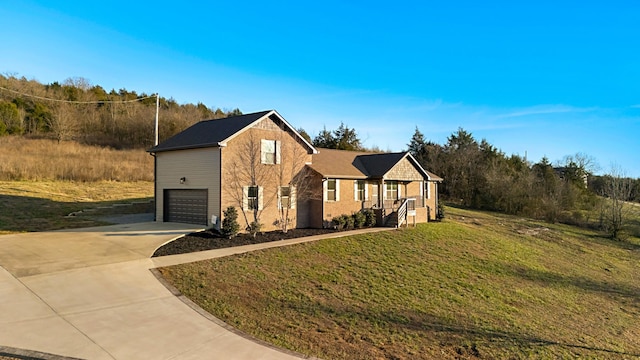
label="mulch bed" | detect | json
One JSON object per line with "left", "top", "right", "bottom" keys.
{"left": 152, "top": 228, "right": 337, "bottom": 257}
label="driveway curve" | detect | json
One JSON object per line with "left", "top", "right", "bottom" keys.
{"left": 0, "top": 222, "right": 311, "bottom": 360}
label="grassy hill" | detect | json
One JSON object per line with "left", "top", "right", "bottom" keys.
{"left": 159, "top": 207, "right": 640, "bottom": 359}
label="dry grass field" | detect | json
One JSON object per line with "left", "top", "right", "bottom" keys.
{"left": 160, "top": 207, "right": 640, "bottom": 359}
{"left": 0, "top": 136, "right": 153, "bottom": 182}
{"left": 0, "top": 137, "right": 154, "bottom": 233}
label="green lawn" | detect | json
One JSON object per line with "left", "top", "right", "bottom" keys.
{"left": 159, "top": 207, "right": 640, "bottom": 359}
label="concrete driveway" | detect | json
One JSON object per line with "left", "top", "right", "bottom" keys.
{"left": 0, "top": 222, "right": 308, "bottom": 360}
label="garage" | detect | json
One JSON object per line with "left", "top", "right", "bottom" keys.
{"left": 163, "top": 189, "right": 208, "bottom": 225}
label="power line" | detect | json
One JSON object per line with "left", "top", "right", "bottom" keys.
{"left": 0, "top": 85, "right": 156, "bottom": 104}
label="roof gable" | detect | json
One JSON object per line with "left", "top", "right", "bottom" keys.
{"left": 355, "top": 152, "right": 406, "bottom": 177}
{"left": 148, "top": 110, "right": 316, "bottom": 154}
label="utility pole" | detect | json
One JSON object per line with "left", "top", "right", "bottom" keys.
{"left": 155, "top": 93, "right": 159, "bottom": 146}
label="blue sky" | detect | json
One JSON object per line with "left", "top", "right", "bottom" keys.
{"left": 2, "top": 1, "right": 639, "bottom": 176}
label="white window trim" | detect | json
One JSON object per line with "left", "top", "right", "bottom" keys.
{"left": 353, "top": 180, "right": 368, "bottom": 201}
{"left": 426, "top": 181, "right": 431, "bottom": 200}
{"left": 365, "top": 181, "right": 369, "bottom": 200}
{"left": 278, "top": 185, "right": 296, "bottom": 209}
{"left": 242, "top": 185, "right": 263, "bottom": 211}
{"left": 324, "top": 179, "right": 339, "bottom": 202}
{"left": 385, "top": 181, "right": 399, "bottom": 200}
{"left": 260, "top": 139, "right": 281, "bottom": 165}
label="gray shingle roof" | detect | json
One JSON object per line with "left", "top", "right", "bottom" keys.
{"left": 148, "top": 110, "right": 272, "bottom": 153}
{"left": 309, "top": 148, "right": 441, "bottom": 181}
{"left": 355, "top": 152, "right": 407, "bottom": 177}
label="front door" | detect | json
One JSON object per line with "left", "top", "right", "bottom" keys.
{"left": 372, "top": 184, "right": 379, "bottom": 208}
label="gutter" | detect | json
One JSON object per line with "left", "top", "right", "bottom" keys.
{"left": 150, "top": 152, "right": 157, "bottom": 222}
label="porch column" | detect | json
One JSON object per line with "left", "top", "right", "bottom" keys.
{"left": 380, "top": 179, "right": 385, "bottom": 210}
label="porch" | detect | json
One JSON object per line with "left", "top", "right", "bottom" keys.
{"left": 363, "top": 197, "right": 430, "bottom": 228}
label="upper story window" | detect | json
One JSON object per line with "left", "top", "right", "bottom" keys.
{"left": 261, "top": 139, "right": 281, "bottom": 164}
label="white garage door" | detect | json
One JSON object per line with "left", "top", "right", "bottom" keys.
{"left": 164, "top": 189, "right": 208, "bottom": 225}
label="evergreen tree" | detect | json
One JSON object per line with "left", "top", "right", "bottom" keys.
{"left": 312, "top": 123, "right": 363, "bottom": 151}
{"left": 407, "top": 126, "right": 426, "bottom": 157}
{"left": 221, "top": 206, "right": 240, "bottom": 238}
{"left": 333, "top": 122, "right": 362, "bottom": 151}
{"left": 313, "top": 126, "right": 336, "bottom": 148}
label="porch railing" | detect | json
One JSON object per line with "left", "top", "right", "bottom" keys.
{"left": 397, "top": 198, "right": 408, "bottom": 228}
{"left": 362, "top": 196, "right": 423, "bottom": 211}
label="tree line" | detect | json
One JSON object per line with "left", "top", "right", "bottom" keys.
{"left": 0, "top": 74, "right": 241, "bottom": 148}
{"left": 408, "top": 127, "right": 639, "bottom": 238}
{"left": 303, "top": 122, "right": 638, "bottom": 239}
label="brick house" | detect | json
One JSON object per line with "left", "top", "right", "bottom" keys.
{"left": 307, "top": 148, "right": 442, "bottom": 228}
{"left": 148, "top": 110, "right": 442, "bottom": 230}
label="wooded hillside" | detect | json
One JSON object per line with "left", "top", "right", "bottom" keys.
{"left": 0, "top": 74, "right": 241, "bottom": 148}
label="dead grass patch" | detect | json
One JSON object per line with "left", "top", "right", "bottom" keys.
{"left": 0, "top": 136, "right": 152, "bottom": 181}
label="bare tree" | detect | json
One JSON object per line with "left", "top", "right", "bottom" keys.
{"left": 561, "top": 152, "right": 600, "bottom": 175}
{"left": 600, "top": 166, "right": 633, "bottom": 239}
{"left": 226, "top": 131, "right": 276, "bottom": 235}
{"left": 47, "top": 102, "right": 78, "bottom": 143}
{"left": 274, "top": 135, "right": 318, "bottom": 232}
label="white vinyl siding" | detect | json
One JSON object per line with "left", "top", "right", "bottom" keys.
{"left": 155, "top": 147, "right": 221, "bottom": 227}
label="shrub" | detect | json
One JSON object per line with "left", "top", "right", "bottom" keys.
{"left": 247, "top": 221, "right": 263, "bottom": 237}
{"left": 436, "top": 203, "right": 445, "bottom": 220}
{"left": 343, "top": 214, "right": 355, "bottom": 229}
{"left": 363, "top": 209, "right": 377, "bottom": 227}
{"left": 353, "top": 211, "right": 366, "bottom": 229}
{"left": 221, "top": 206, "right": 240, "bottom": 238}
{"left": 331, "top": 215, "right": 347, "bottom": 230}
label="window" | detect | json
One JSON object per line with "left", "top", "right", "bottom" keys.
{"left": 426, "top": 181, "right": 431, "bottom": 200}
{"left": 326, "top": 179, "right": 339, "bottom": 201}
{"left": 243, "top": 186, "right": 262, "bottom": 210}
{"left": 354, "top": 180, "right": 366, "bottom": 201}
{"left": 385, "top": 181, "right": 399, "bottom": 200}
{"left": 278, "top": 186, "right": 296, "bottom": 209}
{"left": 261, "top": 139, "right": 281, "bottom": 164}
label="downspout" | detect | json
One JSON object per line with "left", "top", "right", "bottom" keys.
{"left": 321, "top": 178, "right": 326, "bottom": 228}
{"left": 435, "top": 182, "right": 439, "bottom": 219}
{"left": 217, "top": 147, "right": 223, "bottom": 231}
{"left": 151, "top": 152, "right": 157, "bottom": 221}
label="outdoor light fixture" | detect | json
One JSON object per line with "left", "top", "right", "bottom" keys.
{"left": 179, "top": 177, "right": 186, "bottom": 184}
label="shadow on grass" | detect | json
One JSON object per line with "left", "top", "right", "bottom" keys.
{"left": 502, "top": 264, "right": 640, "bottom": 312}
{"left": 0, "top": 194, "right": 153, "bottom": 232}
{"left": 283, "top": 299, "right": 639, "bottom": 358}
{"left": 555, "top": 225, "right": 640, "bottom": 252}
